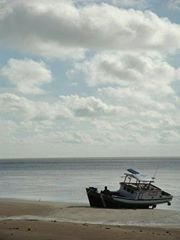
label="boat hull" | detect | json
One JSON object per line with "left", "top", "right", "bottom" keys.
{"left": 86, "top": 187, "right": 172, "bottom": 209}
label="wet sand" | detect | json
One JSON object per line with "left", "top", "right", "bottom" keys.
{"left": 0, "top": 199, "right": 180, "bottom": 240}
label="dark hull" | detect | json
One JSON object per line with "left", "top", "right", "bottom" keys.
{"left": 86, "top": 187, "right": 172, "bottom": 209}
{"left": 86, "top": 187, "right": 105, "bottom": 208}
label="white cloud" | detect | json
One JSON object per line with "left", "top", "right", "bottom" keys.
{"left": 0, "top": 0, "right": 85, "bottom": 59}
{"left": 0, "top": 0, "right": 180, "bottom": 58}
{"left": 0, "top": 120, "right": 17, "bottom": 144}
{"left": 96, "top": 79, "right": 180, "bottom": 144}
{"left": 0, "top": 92, "right": 123, "bottom": 146}
{"left": 98, "top": 86, "right": 177, "bottom": 115}
{"left": 168, "top": 0, "right": 180, "bottom": 10}
{"left": 0, "top": 91, "right": 180, "bottom": 154}
{"left": 71, "top": 52, "right": 180, "bottom": 87}
{"left": 75, "top": 0, "right": 147, "bottom": 8}
{"left": 0, "top": 93, "right": 120, "bottom": 122}
{"left": 1, "top": 58, "right": 52, "bottom": 94}
{"left": 0, "top": 93, "right": 72, "bottom": 121}
{"left": 110, "top": 0, "right": 146, "bottom": 7}
{"left": 68, "top": 51, "right": 180, "bottom": 145}
{"left": 0, "top": 93, "right": 45, "bottom": 120}
{"left": 59, "top": 94, "right": 121, "bottom": 117}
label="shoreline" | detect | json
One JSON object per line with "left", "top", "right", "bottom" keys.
{"left": 0, "top": 199, "right": 180, "bottom": 239}
{"left": 0, "top": 198, "right": 180, "bottom": 226}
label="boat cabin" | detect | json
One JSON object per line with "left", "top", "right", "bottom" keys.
{"left": 119, "top": 169, "right": 162, "bottom": 200}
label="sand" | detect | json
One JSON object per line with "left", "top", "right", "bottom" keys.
{"left": 0, "top": 199, "right": 180, "bottom": 240}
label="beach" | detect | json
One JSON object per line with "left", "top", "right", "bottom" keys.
{"left": 0, "top": 199, "right": 180, "bottom": 240}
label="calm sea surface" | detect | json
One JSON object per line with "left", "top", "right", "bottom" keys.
{"left": 0, "top": 157, "right": 179, "bottom": 210}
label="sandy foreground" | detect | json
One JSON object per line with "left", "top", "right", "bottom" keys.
{"left": 0, "top": 199, "right": 180, "bottom": 240}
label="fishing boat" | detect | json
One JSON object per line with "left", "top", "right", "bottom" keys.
{"left": 86, "top": 169, "right": 173, "bottom": 209}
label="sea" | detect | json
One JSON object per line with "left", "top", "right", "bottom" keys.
{"left": 0, "top": 157, "right": 179, "bottom": 211}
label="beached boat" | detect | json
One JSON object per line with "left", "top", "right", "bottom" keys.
{"left": 86, "top": 169, "right": 173, "bottom": 209}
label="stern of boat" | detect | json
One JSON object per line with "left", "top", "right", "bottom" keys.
{"left": 86, "top": 187, "right": 104, "bottom": 208}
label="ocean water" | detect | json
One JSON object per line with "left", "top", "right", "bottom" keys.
{"left": 0, "top": 157, "right": 179, "bottom": 210}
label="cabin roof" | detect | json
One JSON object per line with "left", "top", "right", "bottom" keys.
{"left": 125, "top": 169, "right": 154, "bottom": 183}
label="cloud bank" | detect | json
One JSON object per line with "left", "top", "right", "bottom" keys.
{"left": 0, "top": 0, "right": 180, "bottom": 157}
{"left": 1, "top": 0, "right": 180, "bottom": 58}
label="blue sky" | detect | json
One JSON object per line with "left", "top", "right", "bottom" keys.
{"left": 0, "top": 0, "right": 180, "bottom": 158}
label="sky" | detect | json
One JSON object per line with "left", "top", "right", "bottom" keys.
{"left": 0, "top": 0, "right": 180, "bottom": 158}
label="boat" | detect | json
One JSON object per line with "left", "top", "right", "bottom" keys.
{"left": 86, "top": 168, "right": 173, "bottom": 209}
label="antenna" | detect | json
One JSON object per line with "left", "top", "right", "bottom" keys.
{"left": 152, "top": 162, "right": 159, "bottom": 180}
